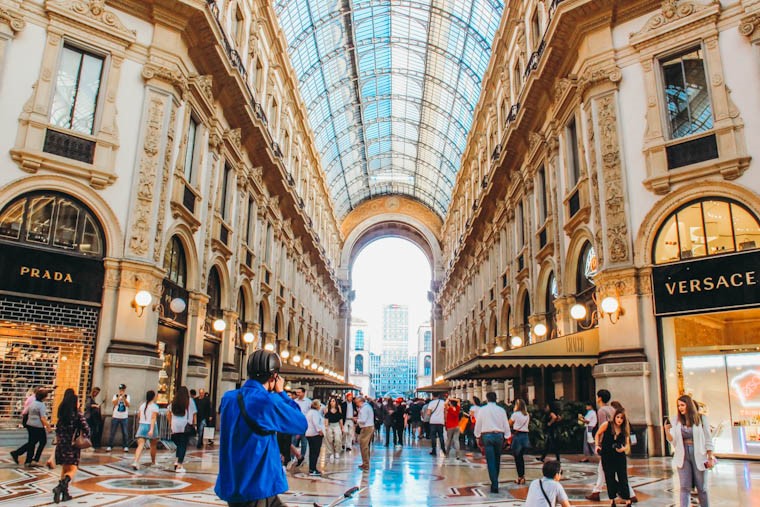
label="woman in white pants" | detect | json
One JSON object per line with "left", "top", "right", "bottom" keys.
{"left": 664, "top": 395, "right": 714, "bottom": 506}
{"left": 324, "top": 398, "right": 344, "bottom": 462}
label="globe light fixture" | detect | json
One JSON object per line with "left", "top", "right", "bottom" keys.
{"left": 281, "top": 349, "right": 290, "bottom": 359}
{"left": 263, "top": 342, "right": 275, "bottom": 351}
{"left": 317, "top": 366, "right": 325, "bottom": 373}
{"left": 434, "top": 375, "right": 444, "bottom": 383}
{"left": 310, "top": 363, "right": 318, "bottom": 370}
{"left": 494, "top": 345, "right": 505, "bottom": 353}
{"left": 534, "top": 323, "right": 548, "bottom": 337}
{"left": 169, "top": 297, "right": 187, "bottom": 314}
{"left": 243, "top": 332, "right": 255, "bottom": 344}
{"left": 570, "top": 303, "right": 588, "bottom": 320}
{"left": 302, "top": 358, "right": 311, "bottom": 367}
{"left": 293, "top": 354, "right": 301, "bottom": 363}
{"left": 510, "top": 335, "right": 523, "bottom": 347}
{"left": 133, "top": 290, "right": 152, "bottom": 316}
{"left": 600, "top": 296, "right": 620, "bottom": 315}
{"left": 213, "top": 319, "right": 226, "bottom": 332}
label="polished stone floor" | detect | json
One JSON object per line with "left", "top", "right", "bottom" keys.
{"left": 0, "top": 435, "right": 758, "bottom": 506}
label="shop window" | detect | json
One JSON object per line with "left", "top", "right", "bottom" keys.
{"left": 653, "top": 198, "right": 760, "bottom": 264}
{"left": 207, "top": 267, "right": 223, "bottom": 321}
{"left": 0, "top": 192, "right": 103, "bottom": 256}
{"left": 575, "top": 242, "right": 597, "bottom": 328}
{"left": 546, "top": 272, "right": 558, "bottom": 338}
{"left": 163, "top": 236, "right": 187, "bottom": 288}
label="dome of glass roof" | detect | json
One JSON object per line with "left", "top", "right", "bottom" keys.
{"left": 274, "top": 0, "right": 505, "bottom": 219}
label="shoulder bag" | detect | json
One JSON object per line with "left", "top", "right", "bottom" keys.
{"left": 72, "top": 417, "right": 92, "bottom": 449}
{"left": 184, "top": 408, "right": 197, "bottom": 436}
{"left": 236, "top": 391, "right": 275, "bottom": 436}
{"left": 538, "top": 478, "right": 553, "bottom": 506}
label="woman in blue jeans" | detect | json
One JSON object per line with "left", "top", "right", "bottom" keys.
{"left": 167, "top": 386, "right": 196, "bottom": 473}
{"left": 509, "top": 399, "right": 531, "bottom": 484}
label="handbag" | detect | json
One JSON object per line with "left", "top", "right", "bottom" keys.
{"left": 457, "top": 415, "right": 469, "bottom": 434}
{"left": 72, "top": 430, "right": 92, "bottom": 450}
{"left": 587, "top": 430, "right": 595, "bottom": 444}
{"left": 184, "top": 422, "right": 196, "bottom": 436}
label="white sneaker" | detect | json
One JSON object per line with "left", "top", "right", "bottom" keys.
{"left": 175, "top": 465, "right": 186, "bottom": 473}
{"left": 123, "top": 447, "right": 129, "bottom": 452}
{"left": 105, "top": 447, "right": 112, "bottom": 452}
{"left": 131, "top": 462, "right": 139, "bottom": 470}
{"left": 334, "top": 453, "right": 339, "bottom": 459}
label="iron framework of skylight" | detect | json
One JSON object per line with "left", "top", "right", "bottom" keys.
{"left": 274, "top": 0, "right": 505, "bottom": 219}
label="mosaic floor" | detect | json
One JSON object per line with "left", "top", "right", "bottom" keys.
{"left": 0, "top": 436, "right": 758, "bottom": 506}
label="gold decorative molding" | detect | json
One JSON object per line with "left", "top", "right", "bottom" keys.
{"left": 0, "top": 4, "right": 26, "bottom": 33}
{"left": 340, "top": 195, "right": 443, "bottom": 240}
{"left": 632, "top": 0, "right": 719, "bottom": 39}
{"left": 142, "top": 62, "right": 188, "bottom": 98}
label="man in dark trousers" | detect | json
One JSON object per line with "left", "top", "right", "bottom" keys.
{"left": 195, "top": 388, "right": 212, "bottom": 448}
{"left": 215, "top": 350, "right": 307, "bottom": 507}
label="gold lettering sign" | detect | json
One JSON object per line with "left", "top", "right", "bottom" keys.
{"left": 664, "top": 271, "right": 756, "bottom": 296}
{"left": 19, "top": 266, "right": 73, "bottom": 283}
{"left": 566, "top": 336, "right": 584, "bottom": 353}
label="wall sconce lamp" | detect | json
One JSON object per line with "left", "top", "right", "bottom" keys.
{"left": 132, "top": 290, "right": 153, "bottom": 317}
{"left": 434, "top": 375, "right": 445, "bottom": 383}
{"left": 213, "top": 318, "right": 226, "bottom": 332}
{"left": 302, "top": 358, "right": 311, "bottom": 367}
{"left": 264, "top": 342, "right": 275, "bottom": 351}
{"left": 494, "top": 345, "right": 505, "bottom": 353}
{"left": 243, "top": 331, "right": 255, "bottom": 344}
{"left": 510, "top": 335, "right": 523, "bottom": 348}
{"left": 281, "top": 349, "right": 290, "bottom": 359}
{"left": 292, "top": 354, "right": 302, "bottom": 364}
{"left": 571, "top": 284, "right": 625, "bottom": 328}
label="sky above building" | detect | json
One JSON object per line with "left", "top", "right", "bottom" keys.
{"left": 351, "top": 237, "right": 431, "bottom": 356}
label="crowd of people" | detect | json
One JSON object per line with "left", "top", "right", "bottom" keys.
{"left": 8, "top": 351, "right": 715, "bottom": 507}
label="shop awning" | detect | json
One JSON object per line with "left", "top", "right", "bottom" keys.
{"left": 417, "top": 381, "right": 451, "bottom": 393}
{"left": 279, "top": 364, "right": 346, "bottom": 385}
{"left": 309, "top": 382, "right": 360, "bottom": 390}
{"left": 445, "top": 329, "right": 600, "bottom": 380}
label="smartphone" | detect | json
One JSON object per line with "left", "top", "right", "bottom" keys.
{"left": 663, "top": 416, "right": 670, "bottom": 426}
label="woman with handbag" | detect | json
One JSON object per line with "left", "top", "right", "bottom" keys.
{"left": 664, "top": 394, "right": 714, "bottom": 507}
{"left": 509, "top": 399, "right": 530, "bottom": 484}
{"left": 595, "top": 408, "right": 632, "bottom": 507}
{"left": 166, "top": 386, "right": 196, "bottom": 473}
{"left": 52, "top": 389, "right": 90, "bottom": 504}
{"left": 131, "top": 390, "right": 159, "bottom": 469}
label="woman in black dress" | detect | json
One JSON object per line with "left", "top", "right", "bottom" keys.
{"left": 52, "top": 390, "right": 90, "bottom": 503}
{"left": 595, "top": 407, "right": 632, "bottom": 507}
{"left": 538, "top": 401, "right": 561, "bottom": 462}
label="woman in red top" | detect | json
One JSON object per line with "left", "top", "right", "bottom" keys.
{"left": 444, "top": 398, "right": 463, "bottom": 460}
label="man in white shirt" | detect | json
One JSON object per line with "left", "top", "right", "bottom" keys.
{"left": 107, "top": 383, "right": 130, "bottom": 452}
{"left": 525, "top": 461, "right": 572, "bottom": 507}
{"left": 355, "top": 396, "right": 374, "bottom": 471}
{"left": 426, "top": 392, "right": 447, "bottom": 456}
{"left": 581, "top": 401, "right": 597, "bottom": 461}
{"left": 292, "top": 387, "right": 311, "bottom": 464}
{"left": 474, "top": 391, "right": 511, "bottom": 494}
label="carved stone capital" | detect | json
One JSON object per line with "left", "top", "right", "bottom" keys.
{"left": 740, "top": 14, "right": 760, "bottom": 40}
{"left": 142, "top": 62, "right": 187, "bottom": 97}
{"left": 0, "top": 5, "right": 26, "bottom": 33}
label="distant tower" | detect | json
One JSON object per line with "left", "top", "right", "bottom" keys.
{"left": 347, "top": 317, "right": 371, "bottom": 395}
{"left": 416, "top": 321, "right": 432, "bottom": 391}
{"left": 373, "top": 304, "right": 417, "bottom": 397}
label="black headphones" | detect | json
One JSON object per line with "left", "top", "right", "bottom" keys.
{"left": 246, "top": 349, "right": 282, "bottom": 380}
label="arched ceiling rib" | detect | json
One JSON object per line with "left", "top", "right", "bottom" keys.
{"left": 274, "top": 0, "right": 505, "bottom": 220}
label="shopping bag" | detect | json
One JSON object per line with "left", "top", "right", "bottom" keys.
{"left": 457, "top": 415, "right": 469, "bottom": 434}
{"left": 629, "top": 433, "right": 637, "bottom": 446}
{"left": 587, "top": 431, "right": 595, "bottom": 444}
{"left": 203, "top": 426, "right": 215, "bottom": 440}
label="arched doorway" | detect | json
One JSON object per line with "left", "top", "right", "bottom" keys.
{"left": 0, "top": 191, "right": 106, "bottom": 426}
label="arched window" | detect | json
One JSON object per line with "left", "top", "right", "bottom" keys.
{"left": 354, "top": 354, "right": 364, "bottom": 374}
{"left": 575, "top": 242, "right": 597, "bottom": 329}
{"left": 546, "top": 272, "right": 558, "bottom": 338}
{"left": 0, "top": 192, "right": 104, "bottom": 257}
{"left": 653, "top": 198, "right": 760, "bottom": 264}
{"left": 163, "top": 236, "right": 187, "bottom": 287}
{"left": 423, "top": 355, "right": 431, "bottom": 376}
{"left": 355, "top": 329, "right": 365, "bottom": 351}
{"left": 207, "top": 267, "right": 222, "bottom": 320}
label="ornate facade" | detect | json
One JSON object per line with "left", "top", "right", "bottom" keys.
{"left": 0, "top": 0, "right": 347, "bottom": 425}
{"left": 436, "top": 0, "right": 760, "bottom": 457}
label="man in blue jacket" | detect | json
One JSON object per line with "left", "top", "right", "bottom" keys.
{"left": 215, "top": 350, "right": 307, "bottom": 506}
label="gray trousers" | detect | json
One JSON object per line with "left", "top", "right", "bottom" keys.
{"left": 444, "top": 427, "right": 460, "bottom": 458}
{"left": 677, "top": 444, "right": 709, "bottom": 507}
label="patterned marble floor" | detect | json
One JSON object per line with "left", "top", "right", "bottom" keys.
{"left": 0, "top": 436, "right": 757, "bottom": 506}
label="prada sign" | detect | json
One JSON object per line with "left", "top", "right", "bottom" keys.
{"left": 0, "top": 243, "right": 104, "bottom": 303}
{"left": 653, "top": 250, "right": 760, "bottom": 316}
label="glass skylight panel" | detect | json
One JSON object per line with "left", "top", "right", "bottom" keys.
{"left": 274, "top": 0, "right": 504, "bottom": 217}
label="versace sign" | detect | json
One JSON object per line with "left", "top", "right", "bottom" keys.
{"left": 652, "top": 250, "right": 760, "bottom": 316}
{"left": 0, "top": 243, "right": 104, "bottom": 303}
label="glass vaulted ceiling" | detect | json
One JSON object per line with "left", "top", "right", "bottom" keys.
{"left": 274, "top": 0, "right": 505, "bottom": 219}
